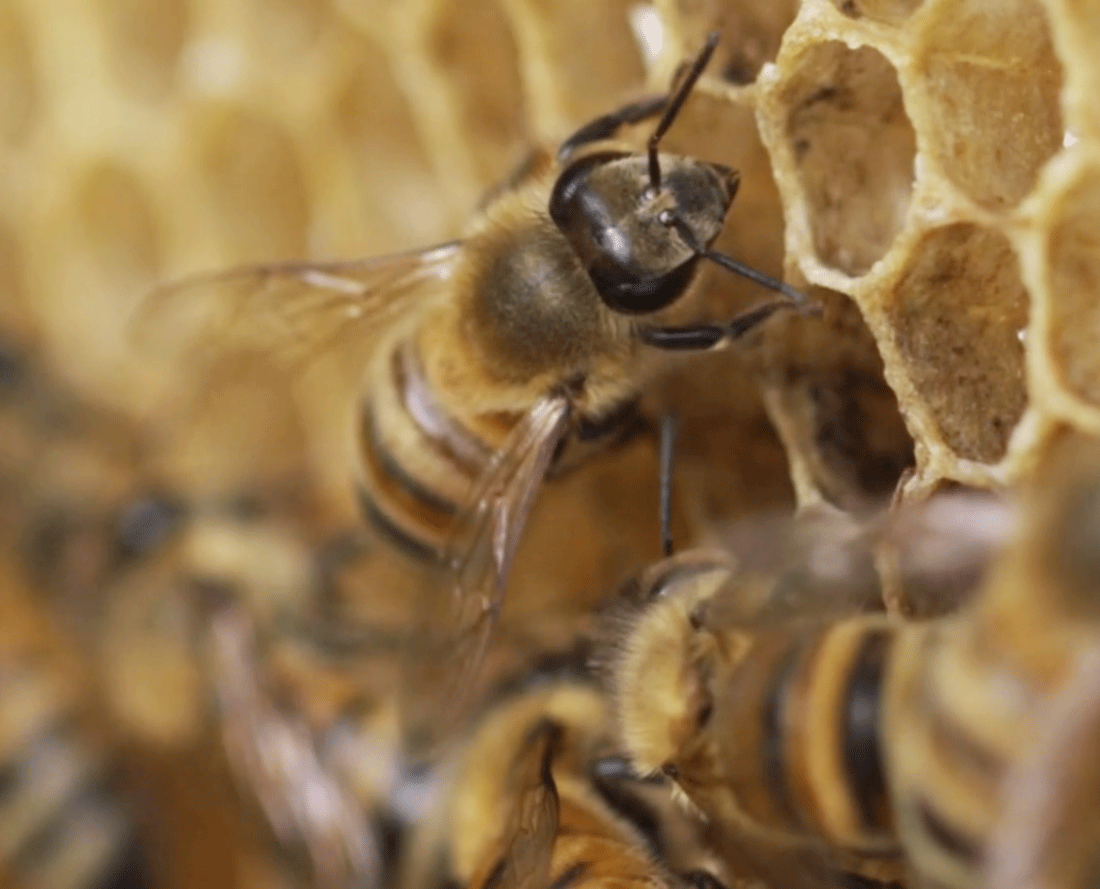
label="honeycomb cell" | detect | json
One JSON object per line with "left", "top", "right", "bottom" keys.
{"left": 1042, "top": 0, "right": 1100, "bottom": 140}
{"left": 99, "top": 0, "right": 188, "bottom": 101}
{"left": 781, "top": 43, "right": 915, "bottom": 276}
{"left": 76, "top": 162, "right": 161, "bottom": 290}
{"left": 425, "top": 0, "right": 526, "bottom": 188}
{"left": 830, "top": 0, "right": 923, "bottom": 24}
{"left": 670, "top": 0, "right": 799, "bottom": 84}
{"left": 196, "top": 106, "right": 309, "bottom": 261}
{"left": 886, "top": 223, "right": 1028, "bottom": 464}
{"left": 1041, "top": 163, "right": 1100, "bottom": 408}
{"left": 335, "top": 46, "right": 445, "bottom": 248}
{"left": 913, "top": 0, "right": 1062, "bottom": 211}
{"left": 0, "top": 3, "right": 39, "bottom": 144}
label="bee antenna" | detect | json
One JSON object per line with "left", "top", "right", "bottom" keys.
{"left": 648, "top": 32, "right": 720, "bottom": 191}
{"left": 666, "top": 213, "right": 815, "bottom": 310}
{"left": 698, "top": 247, "right": 813, "bottom": 308}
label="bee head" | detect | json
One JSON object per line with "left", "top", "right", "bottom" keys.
{"left": 550, "top": 152, "right": 739, "bottom": 315}
{"left": 550, "top": 32, "right": 809, "bottom": 317}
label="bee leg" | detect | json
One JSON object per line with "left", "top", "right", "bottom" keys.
{"left": 639, "top": 299, "right": 795, "bottom": 351}
{"left": 659, "top": 412, "right": 677, "bottom": 558}
{"left": 557, "top": 95, "right": 667, "bottom": 160}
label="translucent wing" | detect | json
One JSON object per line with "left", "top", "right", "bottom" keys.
{"left": 399, "top": 395, "right": 573, "bottom": 763}
{"left": 205, "top": 600, "right": 382, "bottom": 889}
{"left": 703, "top": 492, "right": 1014, "bottom": 630}
{"left": 470, "top": 721, "right": 562, "bottom": 889}
{"left": 135, "top": 242, "right": 463, "bottom": 373}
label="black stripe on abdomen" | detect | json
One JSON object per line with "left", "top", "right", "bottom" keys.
{"left": 842, "top": 630, "right": 892, "bottom": 835}
{"left": 361, "top": 406, "right": 461, "bottom": 519}
{"left": 760, "top": 638, "right": 805, "bottom": 828}
{"left": 356, "top": 485, "right": 447, "bottom": 567}
{"left": 354, "top": 340, "right": 493, "bottom": 568}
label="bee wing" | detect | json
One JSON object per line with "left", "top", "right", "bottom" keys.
{"left": 704, "top": 492, "right": 1014, "bottom": 630}
{"left": 400, "top": 395, "right": 573, "bottom": 761}
{"left": 472, "top": 720, "right": 562, "bottom": 889}
{"left": 699, "top": 506, "right": 887, "bottom": 630}
{"left": 205, "top": 601, "right": 382, "bottom": 889}
{"left": 135, "top": 241, "right": 463, "bottom": 373}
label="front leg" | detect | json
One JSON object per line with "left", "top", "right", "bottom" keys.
{"left": 639, "top": 299, "right": 799, "bottom": 351}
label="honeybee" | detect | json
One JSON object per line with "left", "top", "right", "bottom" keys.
{"left": 92, "top": 480, "right": 417, "bottom": 887}
{"left": 601, "top": 439, "right": 1100, "bottom": 889}
{"left": 0, "top": 331, "right": 394, "bottom": 888}
{"left": 0, "top": 561, "right": 148, "bottom": 889}
{"left": 139, "top": 35, "right": 815, "bottom": 760}
{"left": 981, "top": 647, "right": 1100, "bottom": 889}
{"left": 399, "top": 651, "right": 732, "bottom": 889}
{"left": 0, "top": 340, "right": 145, "bottom": 617}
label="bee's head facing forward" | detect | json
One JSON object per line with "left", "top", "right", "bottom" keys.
{"left": 550, "top": 151, "right": 739, "bottom": 316}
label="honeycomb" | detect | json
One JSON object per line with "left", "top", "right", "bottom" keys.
{"left": 2, "top": 0, "right": 1099, "bottom": 883}
{"left": 3, "top": 0, "right": 1094, "bottom": 512}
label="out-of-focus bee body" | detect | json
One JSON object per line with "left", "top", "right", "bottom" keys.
{"left": 0, "top": 341, "right": 145, "bottom": 617}
{"left": 402, "top": 654, "right": 730, "bottom": 889}
{"left": 0, "top": 659, "right": 143, "bottom": 889}
{"left": 0, "top": 333, "right": 406, "bottom": 889}
{"left": 602, "top": 546, "right": 905, "bottom": 889}
{"left": 0, "top": 565, "right": 147, "bottom": 889}
{"left": 95, "top": 486, "right": 412, "bottom": 889}
{"left": 886, "top": 440, "right": 1100, "bottom": 889}
{"left": 141, "top": 35, "right": 814, "bottom": 758}
{"left": 604, "top": 450, "right": 1100, "bottom": 889}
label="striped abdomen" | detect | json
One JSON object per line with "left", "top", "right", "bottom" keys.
{"left": 545, "top": 789, "right": 679, "bottom": 889}
{"left": 884, "top": 620, "right": 1017, "bottom": 889}
{"left": 355, "top": 339, "right": 497, "bottom": 567}
{"left": 0, "top": 654, "right": 145, "bottom": 889}
{"left": 714, "top": 617, "right": 899, "bottom": 855}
